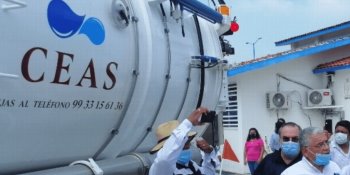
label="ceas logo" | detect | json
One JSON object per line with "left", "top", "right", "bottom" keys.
{"left": 47, "top": 0, "right": 105, "bottom": 45}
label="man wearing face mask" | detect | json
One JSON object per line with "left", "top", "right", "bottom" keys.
{"left": 253, "top": 122, "right": 302, "bottom": 175}
{"left": 281, "top": 127, "right": 341, "bottom": 175}
{"left": 149, "top": 107, "right": 220, "bottom": 175}
{"left": 330, "top": 120, "right": 350, "bottom": 169}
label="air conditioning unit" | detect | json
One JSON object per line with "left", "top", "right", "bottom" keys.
{"left": 307, "top": 89, "right": 332, "bottom": 107}
{"left": 266, "top": 91, "right": 289, "bottom": 109}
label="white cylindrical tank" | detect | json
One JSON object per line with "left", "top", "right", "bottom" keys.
{"left": 0, "top": 0, "right": 228, "bottom": 174}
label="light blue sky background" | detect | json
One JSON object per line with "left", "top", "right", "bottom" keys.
{"left": 202, "top": 0, "right": 350, "bottom": 63}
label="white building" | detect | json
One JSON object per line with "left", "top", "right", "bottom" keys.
{"left": 222, "top": 20, "right": 350, "bottom": 174}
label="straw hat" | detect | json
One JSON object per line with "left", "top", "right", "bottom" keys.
{"left": 149, "top": 120, "right": 197, "bottom": 154}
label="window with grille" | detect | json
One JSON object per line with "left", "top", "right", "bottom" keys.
{"left": 223, "top": 83, "right": 238, "bottom": 128}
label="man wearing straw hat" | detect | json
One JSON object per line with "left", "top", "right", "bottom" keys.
{"left": 149, "top": 107, "right": 220, "bottom": 175}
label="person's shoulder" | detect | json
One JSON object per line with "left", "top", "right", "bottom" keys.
{"left": 329, "top": 160, "right": 338, "bottom": 166}
{"left": 258, "top": 151, "right": 280, "bottom": 165}
{"left": 342, "top": 164, "right": 350, "bottom": 175}
{"left": 280, "top": 161, "right": 302, "bottom": 175}
{"left": 328, "top": 160, "right": 341, "bottom": 171}
{"left": 258, "top": 138, "right": 264, "bottom": 144}
{"left": 266, "top": 150, "right": 285, "bottom": 163}
{"left": 329, "top": 140, "right": 337, "bottom": 148}
{"left": 280, "top": 165, "right": 291, "bottom": 175}
{"left": 293, "top": 153, "right": 302, "bottom": 163}
{"left": 265, "top": 151, "right": 279, "bottom": 158}
{"left": 286, "top": 159, "right": 305, "bottom": 169}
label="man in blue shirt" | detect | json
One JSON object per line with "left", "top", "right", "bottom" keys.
{"left": 269, "top": 118, "right": 285, "bottom": 152}
{"left": 254, "top": 122, "right": 302, "bottom": 175}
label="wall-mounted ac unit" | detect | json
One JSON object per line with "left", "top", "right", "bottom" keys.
{"left": 307, "top": 89, "right": 332, "bottom": 107}
{"left": 266, "top": 91, "right": 289, "bottom": 109}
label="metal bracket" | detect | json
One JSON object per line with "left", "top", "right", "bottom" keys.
{"left": 70, "top": 158, "right": 103, "bottom": 175}
{"left": 112, "top": 0, "right": 130, "bottom": 29}
{"left": 1, "top": 0, "right": 27, "bottom": 11}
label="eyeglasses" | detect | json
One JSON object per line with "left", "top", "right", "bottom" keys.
{"left": 311, "top": 141, "right": 329, "bottom": 149}
{"left": 282, "top": 136, "right": 299, "bottom": 143}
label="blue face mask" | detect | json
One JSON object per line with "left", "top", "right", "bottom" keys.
{"left": 281, "top": 141, "right": 300, "bottom": 158}
{"left": 177, "top": 150, "right": 192, "bottom": 165}
{"left": 308, "top": 149, "right": 331, "bottom": 166}
{"left": 314, "top": 153, "right": 331, "bottom": 166}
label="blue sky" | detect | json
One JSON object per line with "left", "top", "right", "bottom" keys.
{"left": 205, "top": 0, "right": 350, "bottom": 63}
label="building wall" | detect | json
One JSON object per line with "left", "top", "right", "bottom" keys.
{"left": 333, "top": 70, "right": 350, "bottom": 121}
{"left": 223, "top": 45, "right": 350, "bottom": 174}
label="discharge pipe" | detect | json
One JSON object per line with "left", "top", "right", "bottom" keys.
{"left": 20, "top": 153, "right": 152, "bottom": 175}
{"left": 20, "top": 148, "right": 203, "bottom": 175}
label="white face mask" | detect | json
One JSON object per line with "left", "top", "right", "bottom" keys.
{"left": 335, "top": 132, "right": 348, "bottom": 145}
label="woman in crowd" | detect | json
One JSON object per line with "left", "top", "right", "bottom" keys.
{"left": 244, "top": 128, "right": 265, "bottom": 174}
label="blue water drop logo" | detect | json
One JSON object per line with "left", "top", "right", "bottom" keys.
{"left": 79, "top": 17, "right": 105, "bottom": 45}
{"left": 47, "top": 0, "right": 105, "bottom": 45}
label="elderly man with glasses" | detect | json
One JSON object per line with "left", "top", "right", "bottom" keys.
{"left": 253, "top": 122, "right": 302, "bottom": 175}
{"left": 281, "top": 127, "right": 341, "bottom": 175}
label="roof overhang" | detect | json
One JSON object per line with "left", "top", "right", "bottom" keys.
{"left": 228, "top": 37, "right": 350, "bottom": 77}
{"left": 313, "top": 64, "right": 350, "bottom": 74}
{"left": 275, "top": 21, "right": 350, "bottom": 46}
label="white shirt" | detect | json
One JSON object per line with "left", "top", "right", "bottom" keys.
{"left": 149, "top": 119, "right": 220, "bottom": 175}
{"left": 342, "top": 165, "right": 350, "bottom": 175}
{"left": 330, "top": 141, "right": 350, "bottom": 169}
{"left": 281, "top": 156, "right": 341, "bottom": 175}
